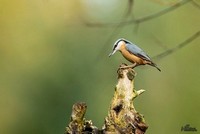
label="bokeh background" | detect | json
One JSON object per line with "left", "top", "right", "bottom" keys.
{"left": 0, "top": 0, "right": 200, "bottom": 134}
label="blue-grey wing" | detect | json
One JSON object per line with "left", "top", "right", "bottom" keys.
{"left": 126, "top": 43, "right": 152, "bottom": 61}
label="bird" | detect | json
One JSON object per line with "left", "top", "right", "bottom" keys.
{"left": 109, "top": 38, "right": 161, "bottom": 71}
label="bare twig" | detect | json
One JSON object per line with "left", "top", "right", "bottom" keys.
{"left": 133, "top": 0, "right": 190, "bottom": 24}
{"left": 191, "top": 0, "right": 200, "bottom": 9}
{"left": 85, "top": 0, "right": 191, "bottom": 27}
{"left": 152, "top": 34, "right": 169, "bottom": 50}
{"left": 125, "top": 0, "right": 134, "bottom": 17}
{"left": 153, "top": 31, "right": 200, "bottom": 60}
{"left": 95, "top": 0, "right": 134, "bottom": 60}
{"left": 150, "top": 0, "right": 182, "bottom": 6}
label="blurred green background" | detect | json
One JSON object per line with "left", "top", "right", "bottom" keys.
{"left": 0, "top": 0, "right": 200, "bottom": 134}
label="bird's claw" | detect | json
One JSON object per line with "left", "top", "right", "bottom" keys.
{"left": 119, "top": 63, "right": 137, "bottom": 69}
{"left": 119, "top": 66, "right": 131, "bottom": 69}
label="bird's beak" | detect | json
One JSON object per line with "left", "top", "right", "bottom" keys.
{"left": 109, "top": 50, "right": 116, "bottom": 57}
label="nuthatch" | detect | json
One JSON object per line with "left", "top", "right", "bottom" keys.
{"left": 109, "top": 38, "right": 161, "bottom": 71}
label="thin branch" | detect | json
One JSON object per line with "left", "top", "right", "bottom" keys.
{"left": 153, "top": 31, "right": 200, "bottom": 60}
{"left": 150, "top": 0, "right": 183, "bottom": 6}
{"left": 133, "top": 0, "right": 190, "bottom": 23}
{"left": 152, "top": 34, "right": 169, "bottom": 50}
{"left": 84, "top": 0, "right": 134, "bottom": 27}
{"left": 95, "top": 0, "right": 134, "bottom": 61}
{"left": 96, "top": 26, "right": 124, "bottom": 59}
{"left": 85, "top": 0, "right": 191, "bottom": 27}
{"left": 125, "top": 0, "right": 134, "bottom": 17}
{"left": 191, "top": 0, "right": 200, "bottom": 9}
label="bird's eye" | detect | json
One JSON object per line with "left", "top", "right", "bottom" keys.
{"left": 113, "top": 44, "right": 117, "bottom": 50}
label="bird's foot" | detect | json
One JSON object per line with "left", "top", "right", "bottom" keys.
{"left": 119, "top": 63, "right": 137, "bottom": 69}
{"left": 118, "top": 63, "right": 137, "bottom": 78}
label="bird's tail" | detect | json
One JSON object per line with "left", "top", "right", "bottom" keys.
{"left": 149, "top": 62, "right": 161, "bottom": 72}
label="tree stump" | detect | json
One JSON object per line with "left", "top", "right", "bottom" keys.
{"left": 103, "top": 64, "right": 148, "bottom": 134}
{"left": 65, "top": 64, "right": 148, "bottom": 134}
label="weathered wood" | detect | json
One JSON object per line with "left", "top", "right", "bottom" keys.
{"left": 65, "top": 102, "right": 99, "bottom": 134}
{"left": 103, "top": 64, "right": 147, "bottom": 134}
{"left": 65, "top": 102, "right": 87, "bottom": 134}
{"left": 65, "top": 64, "right": 148, "bottom": 134}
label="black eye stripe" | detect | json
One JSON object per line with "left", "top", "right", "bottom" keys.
{"left": 113, "top": 39, "right": 124, "bottom": 50}
{"left": 113, "top": 45, "right": 117, "bottom": 50}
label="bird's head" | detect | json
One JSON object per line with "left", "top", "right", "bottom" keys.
{"left": 109, "top": 38, "right": 127, "bottom": 57}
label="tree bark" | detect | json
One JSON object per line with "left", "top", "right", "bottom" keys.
{"left": 65, "top": 64, "right": 148, "bottom": 134}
